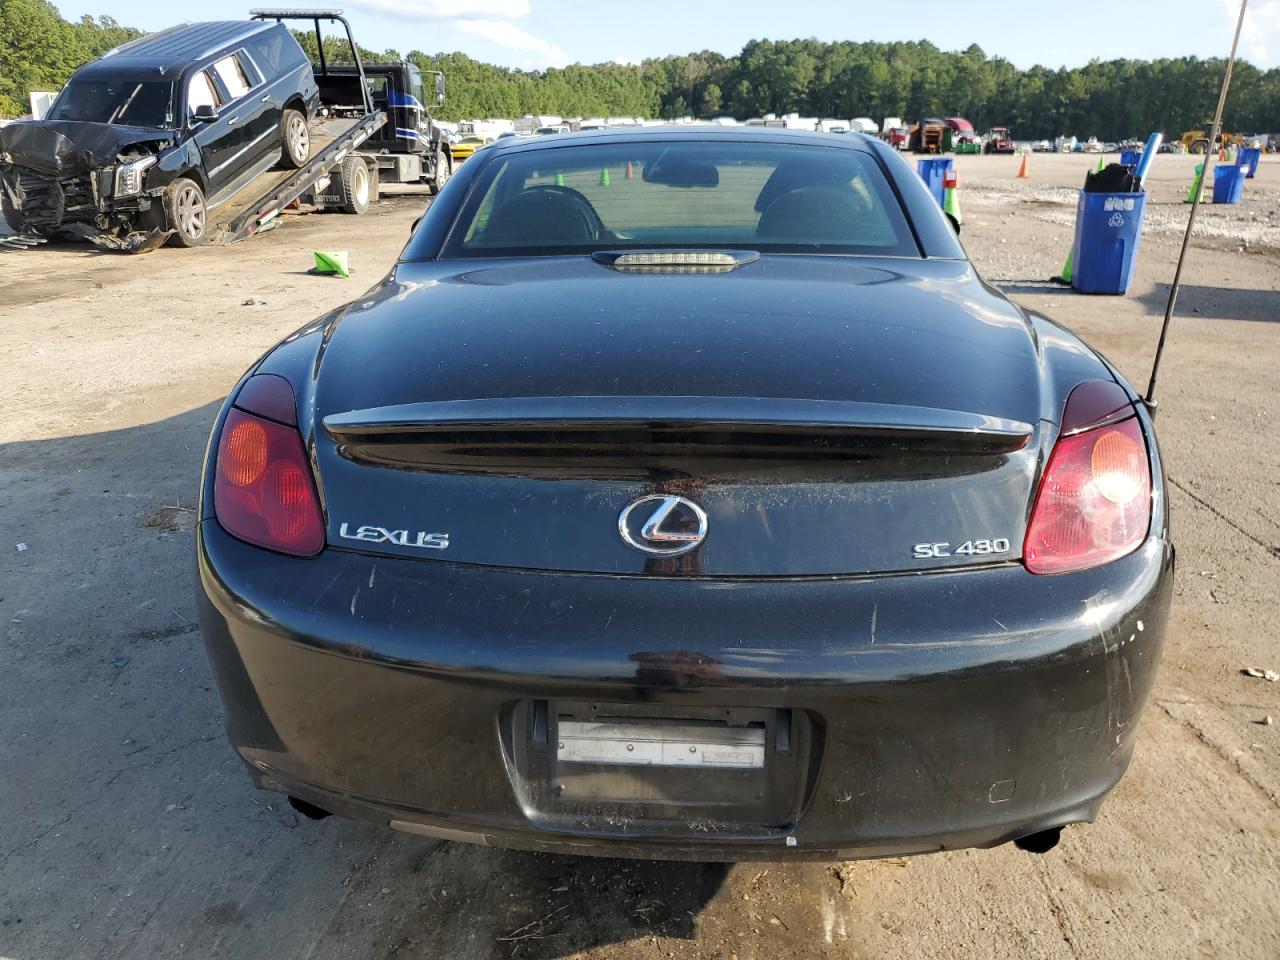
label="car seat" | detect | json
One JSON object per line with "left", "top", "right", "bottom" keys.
{"left": 756, "top": 186, "right": 874, "bottom": 246}
{"left": 483, "top": 186, "right": 600, "bottom": 246}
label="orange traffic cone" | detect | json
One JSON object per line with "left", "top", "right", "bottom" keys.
{"left": 625, "top": 160, "right": 635, "bottom": 179}
{"left": 1017, "top": 152, "right": 1029, "bottom": 179}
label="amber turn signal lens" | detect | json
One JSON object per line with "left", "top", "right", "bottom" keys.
{"left": 1090, "top": 427, "right": 1146, "bottom": 504}
{"left": 221, "top": 418, "right": 268, "bottom": 487}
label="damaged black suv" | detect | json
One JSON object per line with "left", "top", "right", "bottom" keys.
{"left": 0, "top": 20, "right": 318, "bottom": 249}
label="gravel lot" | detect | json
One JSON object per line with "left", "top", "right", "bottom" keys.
{"left": 1, "top": 151, "right": 1278, "bottom": 960}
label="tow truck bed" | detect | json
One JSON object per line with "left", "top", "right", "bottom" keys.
{"left": 208, "top": 111, "right": 385, "bottom": 244}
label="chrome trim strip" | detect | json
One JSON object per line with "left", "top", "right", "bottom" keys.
{"left": 207, "top": 123, "right": 278, "bottom": 179}
{"left": 206, "top": 148, "right": 281, "bottom": 210}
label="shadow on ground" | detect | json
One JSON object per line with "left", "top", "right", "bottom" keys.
{"left": 1135, "top": 281, "right": 1279, "bottom": 322}
{"left": 0, "top": 402, "right": 732, "bottom": 960}
{"left": 366, "top": 840, "right": 731, "bottom": 958}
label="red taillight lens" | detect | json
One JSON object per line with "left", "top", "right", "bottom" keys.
{"left": 1024, "top": 416, "right": 1151, "bottom": 575}
{"left": 214, "top": 408, "right": 324, "bottom": 556}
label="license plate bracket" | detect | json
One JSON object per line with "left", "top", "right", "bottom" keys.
{"left": 557, "top": 719, "right": 766, "bottom": 769}
{"left": 500, "top": 700, "right": 815, "bottom": 835}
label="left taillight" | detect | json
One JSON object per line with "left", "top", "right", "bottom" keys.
{"left": 213, "top": 378, "right": 324, "bottom": 557}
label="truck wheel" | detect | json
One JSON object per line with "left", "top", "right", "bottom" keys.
{"left": 280, "top": 109, "right": 310, "bottom": 169}
{"left": 333, "top": 156, "right": 375, "bottom": 214}
{"left": 163, "top": 178, "right": 207, "bottom": 247}
{"left": 429, "top": 149, "right": 451, "bottom": 195}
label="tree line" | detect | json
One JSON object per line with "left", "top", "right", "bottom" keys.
{"left": 0, "top": 0, "right": 139, "bottom": 117}
{"left": 4, "top": 1, "right": 1278, "bottom": 139}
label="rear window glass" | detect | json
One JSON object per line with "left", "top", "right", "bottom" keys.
{"left": 245, "top": 27, "right": 308, "bottom": 75}
{"left": 365, "top": 75, "right": 389, "bottom": 111}
{"left": 213, "top": 55, "right": 252, "bottom": 99}
{"left": 439, "top": 140, "right": 918, "bottom": 259}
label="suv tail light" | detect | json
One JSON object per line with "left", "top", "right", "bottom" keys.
{"left": 1024, "top": 385, "right": 1151, "bottom": 575}
{"left": 213, "top": 377, "right": 324, "bottom": 557}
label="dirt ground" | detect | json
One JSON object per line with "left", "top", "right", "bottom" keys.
{"left": 1, "top": 151, "right": 1278, "bottom": 960}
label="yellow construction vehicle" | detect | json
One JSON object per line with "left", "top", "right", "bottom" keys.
{"left": 1180, "top": 127, "right": 1244, "bottom": 154}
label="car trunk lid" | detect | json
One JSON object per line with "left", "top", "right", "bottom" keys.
{"left": 309, "top": 256, "right": 1044, "bottom": 576}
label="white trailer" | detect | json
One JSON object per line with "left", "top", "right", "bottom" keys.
{"left": 29, "top": 92, "right": 57, "bottom": 120}
{"left": 514, "top": 115, "right": 562, "bottom": 134}
{"left": 778, "top": 113, "right": 819, "bottom": 130}
{"left": 460, "top": 118, "right": 514, "bottom": 140}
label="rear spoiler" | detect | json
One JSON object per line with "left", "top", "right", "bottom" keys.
{"left": 322, "top": 396, "right": 1033, "bottom": 454}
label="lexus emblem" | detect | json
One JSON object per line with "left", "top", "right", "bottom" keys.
{"left": 618, "top": 495, "right": 708, "bottom": 557}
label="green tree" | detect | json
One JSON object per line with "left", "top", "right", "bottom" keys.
{"left": 699, "top": 82, "right": 721, "bottom": 117}
{"left": 1, "top": 1, "right": 142, "bottom": 116}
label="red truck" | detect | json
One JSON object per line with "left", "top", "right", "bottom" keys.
{"left": 884, "top": 126, "right": 910, "bottom": 150}
{"left": 983, "top": 127, "right": 1016, "bottom": 154}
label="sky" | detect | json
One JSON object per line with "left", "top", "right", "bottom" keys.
{"left": 53, "top": 0, "right": 1280, "bottom": 72}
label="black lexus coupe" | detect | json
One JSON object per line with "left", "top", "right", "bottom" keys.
{"left": 197, "top": 128, "right": 1172, "bottom": 861}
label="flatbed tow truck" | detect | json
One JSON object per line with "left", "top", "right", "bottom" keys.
{"left": 200, "top": 8, "right": 387, "bottom": 246}
{"left": 1, "top": 9, "right": 388, "bottom": 251}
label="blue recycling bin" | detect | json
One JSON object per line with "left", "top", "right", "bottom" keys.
{"left": 1213, "top": 164, "right": 1247, "bottom": 204}
{"left": 916, "top": 157, "right": 953, "bottom": 208}
{"left": 1239, "top": 147, "right": 1261, "bottom": 178}
{"left": 1119, "top": 149, "right": 1141, "bottom": 168}
{"left": 1071, "top": 191, "right": 1148, "bottom": 295}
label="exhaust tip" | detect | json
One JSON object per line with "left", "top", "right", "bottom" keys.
{"left": 1014, "top": 827, "right": 1062, "bottom": 854}
{"left": 287, "top": 796, "right": 332, "bottom": 821}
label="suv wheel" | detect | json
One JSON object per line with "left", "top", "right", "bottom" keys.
{"left": 164, "top": 178, "right": 207, "bottom": 247}
{"left": 280, "top": 109, "right": 310, "bottom": 169}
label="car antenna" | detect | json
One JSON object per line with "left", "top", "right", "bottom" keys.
{"left": 1145, "top": 0, "right": 1248, "bottom": 412}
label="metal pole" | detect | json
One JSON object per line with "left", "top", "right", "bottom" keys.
{"left": 315, "top": 20, "right": 327, "bottom": 77}
{"left": 1145, "top": 0, "right": 1248, "bottom": 408}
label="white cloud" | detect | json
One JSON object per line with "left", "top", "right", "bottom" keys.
{"left": 1221, "top": 0, "right": 1280, "bottom": 63}
{"left": 347, "top": 0, "right": 530, "bottom": 20}
{"left": 452, "top": 18, "right": 568, "bottom": 66}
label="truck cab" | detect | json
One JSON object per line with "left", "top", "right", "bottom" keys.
{"left": 319, "top": 62, "right": 452, "bottom": 192}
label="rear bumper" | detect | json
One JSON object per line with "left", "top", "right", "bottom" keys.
{"left": 197, "top": 520, "right": 1173, "bottom": 861}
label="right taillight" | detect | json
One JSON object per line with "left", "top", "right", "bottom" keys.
{"left": 1024, "top": 411, "right": 1152, "bottom": 576}
{"left": 213, "top": 379, "right": 324, "bottom": 557}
